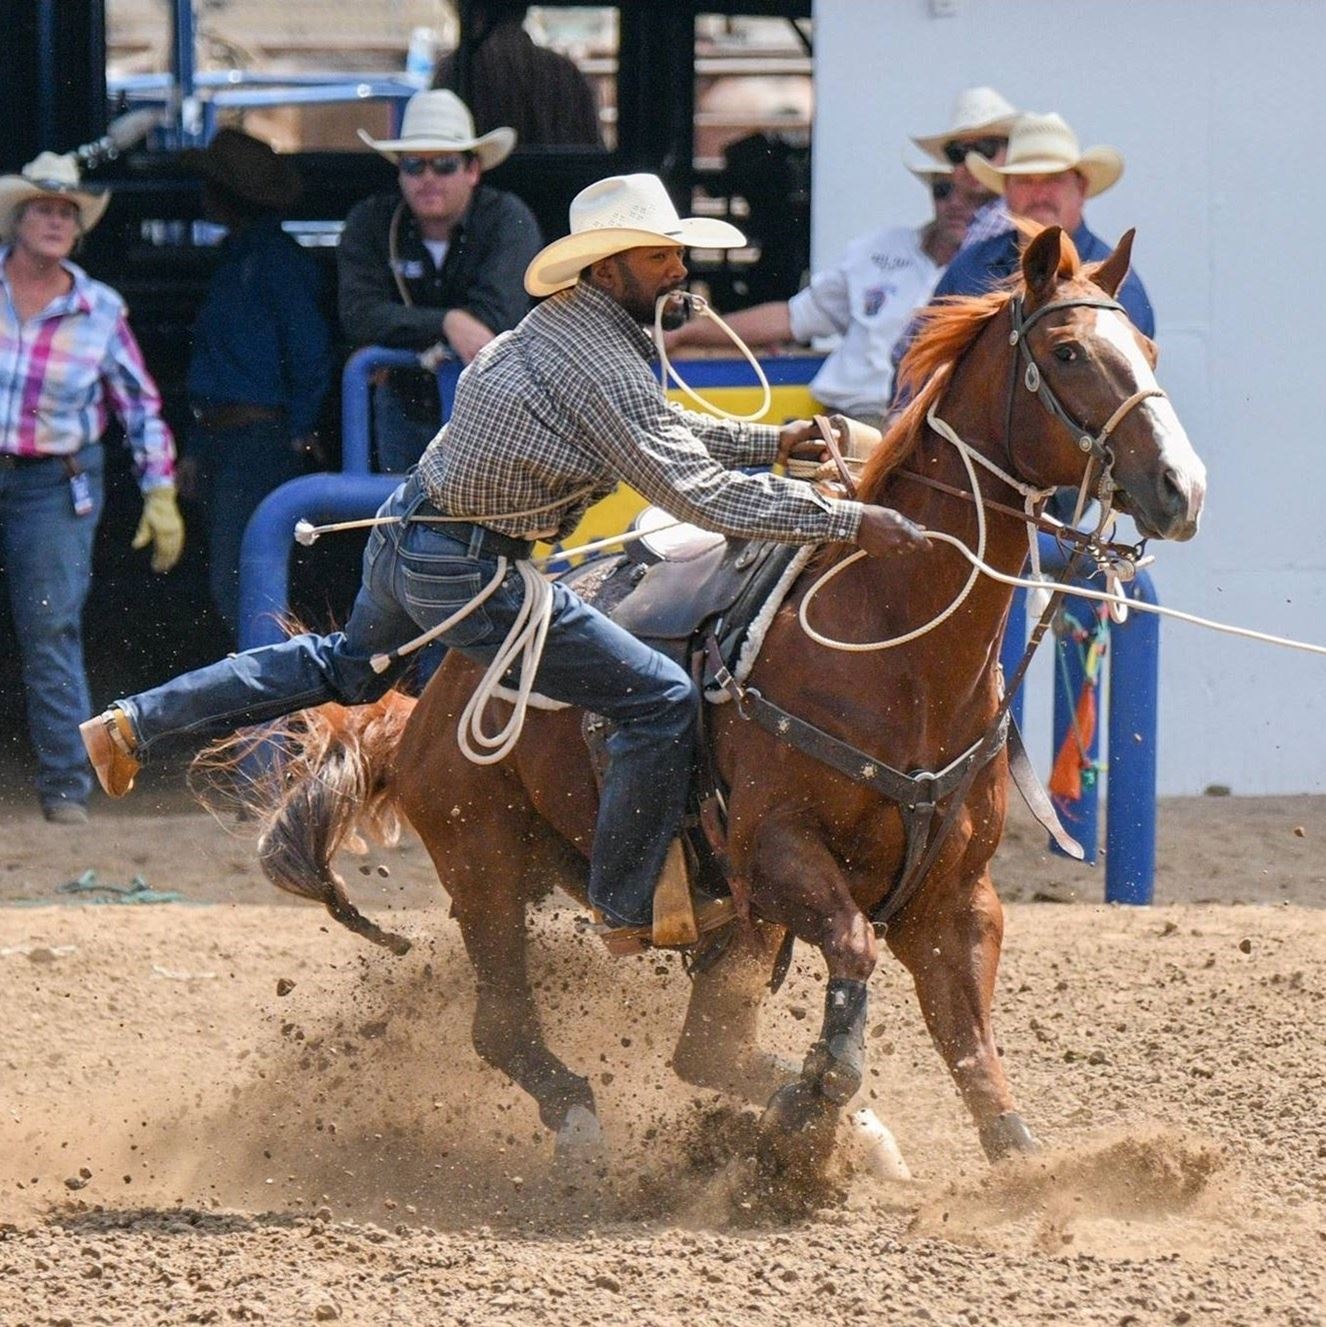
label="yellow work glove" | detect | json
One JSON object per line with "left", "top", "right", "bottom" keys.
{"left": 131, "top": 484, "right": 185, "bottom": 573}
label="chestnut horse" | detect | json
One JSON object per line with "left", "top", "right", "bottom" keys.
{"left": 253, "top": 227, "right": 1205, "bottom": 1169}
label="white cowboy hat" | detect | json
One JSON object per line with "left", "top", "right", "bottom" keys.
{"left": 0, "top": 152, "right": 110, "bottom": 241}
{"left": 904, "top": 155, "right": 954, "bottom": 185}
{"left": 912, "top": 86, "right": 1020, "bottom": 162}
{"left": 966, "top": 111, "right": 1124, "bottom": 199}
{"left": 357, "top": 89, "right": 515, "bottom": 170}
{"left": 524, "top": 173, "right": 747, "bottom": 297}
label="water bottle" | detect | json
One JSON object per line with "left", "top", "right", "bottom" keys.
{"left": 404, "top": 27, "right": 439, "bottom": 87}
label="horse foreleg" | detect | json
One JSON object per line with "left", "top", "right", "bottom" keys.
{"left": 671, "top": 920, "right": 799, "bottom": 1103}
{"left": 450, "top": 888, "right": 600, "bottom": 1159}
{"left": 887, "top": 869, "right": 1038, "bottom": 1162}
{"left": 746, "top": 821, "right": 879, "bottom": 1172}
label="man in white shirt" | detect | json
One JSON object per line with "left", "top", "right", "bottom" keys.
{"left": 665, "top": 160, "right": 972, "bottom": 427}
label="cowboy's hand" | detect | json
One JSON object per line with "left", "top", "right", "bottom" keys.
{"left": 856, "top": 506, "right": 929, "bottom": 557}
{"left": 775, "top": 419, "right": 830, "bottom": 471}
{"left": 131, "top": 484, "right": 185, "bottom": 573}
{"left": 441, "top": 308, "right": 495, "bottom": 364}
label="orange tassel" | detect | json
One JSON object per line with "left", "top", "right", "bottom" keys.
{"left": 1048, "top": 682, "right": 1098, "bottom": 801}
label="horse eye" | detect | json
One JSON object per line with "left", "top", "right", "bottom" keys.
{"left": 1054, "top": 344, "right": 1079, "bottom": 363}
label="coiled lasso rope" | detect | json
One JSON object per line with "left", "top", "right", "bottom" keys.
{"left": 797, "top": 409, "right": 1326, "bottom": 660}
{"left": 653, "top": 291, "right": 773, "bottom": 423}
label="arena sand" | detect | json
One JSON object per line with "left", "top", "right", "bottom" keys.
{"left": 0, "top": 784, "right": 1322, "bottom": 1326}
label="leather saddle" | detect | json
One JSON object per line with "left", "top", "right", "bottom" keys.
{"left": 600, "top": 534, "right": 799, "bottom": 677}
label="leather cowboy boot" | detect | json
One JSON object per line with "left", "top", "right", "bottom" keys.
{"left": 79, "top": 708, "right": 141, "bottom": 797}
{"left": 594, "top": 839, "right": 735, "bottom": 957}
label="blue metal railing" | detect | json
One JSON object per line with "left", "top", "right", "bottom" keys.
{"left": 999, "top": 534, "right": 1159, "bottom": 904}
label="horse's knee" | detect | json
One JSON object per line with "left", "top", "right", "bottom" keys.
{"left": 821, "top": 908, "right": 877, "bottom": 983}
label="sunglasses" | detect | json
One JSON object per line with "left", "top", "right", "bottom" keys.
{"left": 931, "top": 180, "right": 955, "bottom": 201}
{"left": 399, "top": 155, "right": 468, "bottom": 178}
{"left": 942, "top": 136, "right": 1008, "bottom": 166}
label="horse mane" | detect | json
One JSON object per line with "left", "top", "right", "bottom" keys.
{"left": 855, "top": 223, "right": 1087, "bottom": 508}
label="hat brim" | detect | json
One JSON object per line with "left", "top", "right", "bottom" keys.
{"left": 911, "top": 115, "right": 1020, "bottom": 164}
{"left": 906, "top": 159, "right": 953, "bottom": 184}
{"left": 524, "top": 218, "right": 747, "bottom": 297}
{"left": 967, "top": 146, "right": 1124, "bottom": 199}
{"left": 178, "top": 147, "right": 303, "bottom": 211}
{"left": 0, "top": 178, "right": 110, "bottom": 241}
{"left": 357, "top": 126, "right": 515, "bottom": 172}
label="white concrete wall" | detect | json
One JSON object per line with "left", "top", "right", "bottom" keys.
{"left": 813, "top": 0, "right": 1326, "bottom": 795}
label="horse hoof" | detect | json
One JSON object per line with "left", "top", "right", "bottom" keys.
{"left": 848, "top": 1107, "right": 912, "bottom": 1182}
{"left": 979, "top": 1111, "right": 1040, "bottom": 1162}
{"left": 553, "top": 1103, "right": 605, "bottom": 1176}
{"left": 757, "top": 1080, "right": 839, "bottom": 1178}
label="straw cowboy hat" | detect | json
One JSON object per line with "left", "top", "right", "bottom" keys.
{"left": 905, "top": 156, "right": 954, "bottom": 186}
{"left": 912, "top": 86, "right": 1020, "bottom": 162}
{"left": 524, "top": 173, "right": 747, "bottom": 297}
{"left": 0, "top": 152, "right": 110, "bottom": 241}
{"left": 179, "top": 127, "right": 303, "bottom": 211}
{"left": 965, "top": 111, "right": 1124, "bottom": 199}
{"left": 358, "top": 89, "right": 515, "bottom": 170}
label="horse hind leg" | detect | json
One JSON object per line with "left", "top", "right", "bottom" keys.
{"left": 886, "top": 868, "right": 1038, "bottom": 1162}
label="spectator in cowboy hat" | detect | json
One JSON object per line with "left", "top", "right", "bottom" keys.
{"left": 179, "top": 127, "right": 333, "bottom": 641}
{"left": 339, "top": 88, "right": 542, "bottom": 473}
{"left": 930, "top": 111, "right": 1153, "bottom": 335}
{"left": 0, "top": 151, "right": 181, "bottom": 822}
{"left": 912, "top": 85, "right": 1021, "bottom": 252}
{"left": 664, "top": 156, "right": 975, "bottom": 427}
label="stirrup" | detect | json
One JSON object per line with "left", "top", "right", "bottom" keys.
{"left": 589, "top": 895, "right": 736, "bottom": 959}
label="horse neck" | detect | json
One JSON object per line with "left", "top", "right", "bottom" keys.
{"left": 891, "top": 314, "right": 1038, "bottom": 579}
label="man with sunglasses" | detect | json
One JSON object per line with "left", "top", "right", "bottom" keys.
{"left": 339, "top": 89, "right": 542, "bottom": 472}
{"left": 910, "top": 85, "right": 1020, "bottom": 253}
{"left": 664, "top": 160, "right": 971, "bottom": 428}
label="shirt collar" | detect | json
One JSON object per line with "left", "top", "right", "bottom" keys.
{"left": 566, "top": 280, "right": 657, "bottom": 361}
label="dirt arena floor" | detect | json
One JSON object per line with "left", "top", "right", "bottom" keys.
{"left": 1, "top": 772, "right": 1322, "bottom": 1326}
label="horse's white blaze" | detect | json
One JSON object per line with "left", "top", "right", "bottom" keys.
{"left": 1092, "top": 308, "right": 1207, "bottom": 511}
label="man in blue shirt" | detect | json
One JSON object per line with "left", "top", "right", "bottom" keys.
{"left": 930, "top": 111, "right": 1154, "bottom": 335}
{"left": 182, "top": 128, "right": 333, "bottom": 639}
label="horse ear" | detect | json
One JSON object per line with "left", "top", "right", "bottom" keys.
{"left": 1092, "top": 229, "right": 1136, "bottom": 298}
{"left": 1021, "top": 226, "right": 1063, "bottom": 302}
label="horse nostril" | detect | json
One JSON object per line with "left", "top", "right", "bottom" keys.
{"left": 1160, "top": 467, "right": 1186, "bottom": 514}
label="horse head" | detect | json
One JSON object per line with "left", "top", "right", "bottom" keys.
{"left": 1012, "top": 226, "right": 1206, "bottom": 540}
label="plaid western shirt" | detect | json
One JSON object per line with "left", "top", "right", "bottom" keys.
{"left": 0, "top": 251, "right": 175, "bottom": 489}
{"left": 418, "top": 280, "right": 864, "bottom": 544}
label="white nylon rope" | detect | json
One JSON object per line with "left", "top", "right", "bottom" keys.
{"left": 796, "top": 411, "right": 1326, "bottom": 660}
{"left": 796, "top": 408, "right": 1054, "bottom": 652}
{"left": 653, "top": 292, "right": 773, "bottom": 423}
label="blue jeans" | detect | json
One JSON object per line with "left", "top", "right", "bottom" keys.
{"left": 374, "top": 379, "right": 440, "bottom": 475}
{"left": 189, "top": 418, "right": 304, "bottom": 638}
{"left": 123, "top": 474, "right": 697, "bottom": 926}
{"left": 0, "top": 445, "right": 104, "bottom": 810}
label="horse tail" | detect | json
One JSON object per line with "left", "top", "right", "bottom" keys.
{"left": 191, "top": 691, "right": 418, "bottom": 955}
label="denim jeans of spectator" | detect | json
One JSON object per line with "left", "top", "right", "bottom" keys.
{"left": 374, "top": 378, "right": 441, "bottom": 475}
{"left": 189, "top": 418, "right": 304, "bottom": 639}
{"left": 124, "top": 473, "right": 697, "bottom": 927}
{"left": 0, "top": 444, "right": 104, "bottom": 812}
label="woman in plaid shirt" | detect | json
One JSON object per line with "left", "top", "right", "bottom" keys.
{"left": 0, "top": 153, "right": 182, "bottom": 823}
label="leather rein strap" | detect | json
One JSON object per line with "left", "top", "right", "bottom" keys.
{"left": 813, "top": 414, "right": 858, "bottom": 499}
